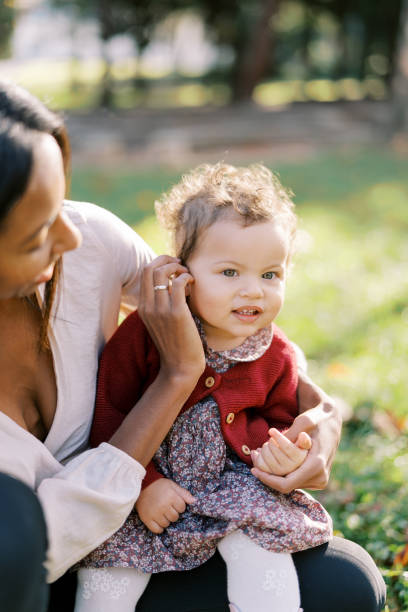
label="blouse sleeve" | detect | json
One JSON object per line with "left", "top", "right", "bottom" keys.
{"left": 38, "top": 443, "right": 145, "bottom": 583}
{"left": 65, "top": 201, "right": 156, "bottom": 306}
{"left": 0, "top": 414, "right": 145, "bottom": 583}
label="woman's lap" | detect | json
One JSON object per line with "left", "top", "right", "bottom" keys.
{"left": 0, "top": 472, "right": 49, "bottom": 612}
{"left": 137, "top": 536, "right": 386, "bottom": 612}
{"left": 48, "top": 536, "right": 386, "bottom": 612}
{"left": 292, "top": 536, "right": 386, "bottom": 612}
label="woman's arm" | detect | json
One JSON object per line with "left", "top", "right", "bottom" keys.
{"left": 252, "top": 371, "right": 342, "bottom": 493}
{"left": 35, "top": 255, "right": 205, "bottom": 582}
{"left": 108, "top": 255, "right": 206, "bottom": 466}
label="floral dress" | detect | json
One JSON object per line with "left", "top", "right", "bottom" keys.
{"left": 81, "top": 324, "right": 332, "bottom": 573}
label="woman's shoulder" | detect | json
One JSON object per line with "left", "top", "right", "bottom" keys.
{"left": 63, "top": 200, "right": 154, "bottom": 265}
{"left": 63, "top": 200, "right": 124, "bottom": 233}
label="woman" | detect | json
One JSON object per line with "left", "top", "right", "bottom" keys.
{"left": 0, "top": 80, "right": 385, "bottom": 612}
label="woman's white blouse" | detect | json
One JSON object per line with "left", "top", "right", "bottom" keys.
{"left": 0, "top": 201, "right": 154, "bottom": 582}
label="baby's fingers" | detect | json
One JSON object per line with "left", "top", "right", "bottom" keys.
{"left": 172, "top": 483, "right": 196, "bottom": 510}
{"left": 268, "top": 428, "right": 308, "bottom": 460}
{"left": 147, "top": 520, "right": 165, "bottom": 534}
{"left": 164, "top": 507, "right": 181, "bottom": 523}
{"left": 251, "top": 449, "right": 272, "bottom": 473}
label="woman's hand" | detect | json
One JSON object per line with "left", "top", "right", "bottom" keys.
{"left": 136, "top": 478, "right": 196, "bottom": 534}
{"left": 137, "top": 255, "right": 205, "bottom": 382}
{"left": 251, "top": 429, "right": 312, "bottom": 477}
{"left": 251, "top": 371, "right": 342, "bottom": 494}
{"left": 109, "top": 255, "right": 206, "bottom": 466}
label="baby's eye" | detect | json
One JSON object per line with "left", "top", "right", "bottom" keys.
{"left": 262, "top": 271, "right": 276, "bottom": 279}
{"left": 222, "top": 269, "right": 237, "bottom": 277}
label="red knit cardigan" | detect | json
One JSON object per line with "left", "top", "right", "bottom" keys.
{"left": 91, "top": 310, "right": 298, "bottom": 488}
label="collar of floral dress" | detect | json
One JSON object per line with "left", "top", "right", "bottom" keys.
{"left": 193, "top": 315, "right": 273, "bottom": 365}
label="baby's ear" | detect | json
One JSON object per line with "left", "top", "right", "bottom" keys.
{"left": 180, "top": 259, "right": 192, "bottom": 297}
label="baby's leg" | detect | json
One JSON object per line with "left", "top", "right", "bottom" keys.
{"left": 74, "top": 567, "right": 151, "bottom": 612}
{"left": 218, "top": 531, "right": 301, "bottom": 612}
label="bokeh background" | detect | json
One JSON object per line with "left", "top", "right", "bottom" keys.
{"left": 1, "top": 1, "right": 408, "bottom": 609}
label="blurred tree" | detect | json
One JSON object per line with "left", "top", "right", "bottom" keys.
{"left": 52, "top": 0, "right": 198, "bottom": 105}
{"left": 288, "top": 0, "right": 402, "bottom": 81}
{"left": 392, "top": 0, "right": 408, "bottom": 129}
{"left": 0, "top": 2, "right": 15, "bottom": 59}
{"left": 52, "top": 0, "right": 140, "bottom": 106}
{"left": 202, "top": 0, "right": 281, "bottom": 102}
{"left": 234, "top": 0, "right": 280, "bottom": 101}
{"left": 51, "top": 0, "right": 282, "bottom": 104}
{"left": 52, "top": 0, "right": 405, "bottom": 106}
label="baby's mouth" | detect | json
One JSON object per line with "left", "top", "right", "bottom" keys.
{"left": 232, "top": 306, "right": 263, "bottom": 320}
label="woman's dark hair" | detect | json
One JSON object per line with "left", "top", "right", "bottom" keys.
{"left": 0, "top": 80, "right": 71, "bottom": 182}
{"left": 0, "top": 80, "right": 72, "bottom": 348}
{"left": 0, "top": 119, "right": 34, "bottom": 223}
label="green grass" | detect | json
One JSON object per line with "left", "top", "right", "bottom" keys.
{"left": 71, "top": 147, "right": 408, "bottom": 610}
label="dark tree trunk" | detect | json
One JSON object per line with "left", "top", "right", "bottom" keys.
{"left": 97, "top": 0, "right": 115, "bottom": 108}
{"left": 383, "top": 0, "right": 404, "bottom": 86}
{"left": 300, "top": 4, "right": 314, "bottom": 79}
{"left": 232, "top": 0, "right": 280, "bottom": 103}
{"left": 392, "top": 0, "right": 408, "bottom": 129}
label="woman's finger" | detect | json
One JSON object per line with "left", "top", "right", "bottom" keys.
{"left": 138, "top": 256, "right": 205, "bottom": 380}
{"left": 141, "top": 262, "right": 192, "bottom": 314}
{"left": 281, "top": 411, "right": 317, "bottom": 443}
{"left": 169, "top": 272, "right": 194, "bottom": 308}
{"left": 151, "top": 263, "right": 189, "bottom": 308}
{"left": 152, "top": 262, "right": 188, "bottom": 289}
{"left": 139, "top": 255, "right": 181, "bottom": 306}
{"left": 252, "top": 452, "right": 323, "bottom": 494}
{"left": 297, "top": 431, "right": 312, "bottom": 450}
{"left": 251, "top": 467, "right": 292, "bottom": 492}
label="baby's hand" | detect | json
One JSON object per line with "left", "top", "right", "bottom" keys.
{"left": 251, "top": 428, "right": 312, "bottom": 478}
{"left": 136, "top": 478, "right": 196, "bottom": 534}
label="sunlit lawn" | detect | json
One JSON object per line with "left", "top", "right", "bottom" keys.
{"left": 72, "top": 147, "right": 408, "bottom": 610}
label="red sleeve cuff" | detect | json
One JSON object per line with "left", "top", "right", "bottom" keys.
{"left": 141, "top": 460, "right": 165, "bottom": 489}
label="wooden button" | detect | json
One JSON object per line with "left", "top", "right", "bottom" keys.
{"left": 226, "top": 412, "right": 235, "bottom": 424}
{"left": 205, "top": 376, "right": 215, "bottom": 388}
{"left": 241, "top": 444, "right": 251, "bottom": 456}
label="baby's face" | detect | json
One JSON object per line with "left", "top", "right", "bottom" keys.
{"left": 186, "top": 216, "right": 290, "bottom": 351}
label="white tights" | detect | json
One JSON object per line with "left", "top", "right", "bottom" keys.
{"left": 218, "top": 532, "right": 301, "bottom": 612}
{"left": 75, "top": 532, "right": 301, "bottom": 612}
{"left": 74, "top": 566, "right": 150, "bottom": 612}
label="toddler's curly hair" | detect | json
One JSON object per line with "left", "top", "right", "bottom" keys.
{"left": 155, "top": 162, "right": 297, "bottom": 263}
